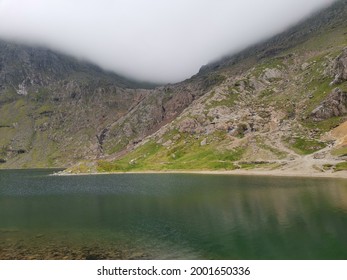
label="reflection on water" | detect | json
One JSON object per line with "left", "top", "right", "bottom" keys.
{"left": 0, "top": 169, "right": 347, "bottom": 259}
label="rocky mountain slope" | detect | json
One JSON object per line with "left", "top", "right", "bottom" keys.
{"left": 90, "top": 0, "right": 347, "bottom": 175}
{"left": 1, "top": 0, "right": 347, "bottom": 175}
{"left": 0, "top": 41, "right": 221, "bottom": 168}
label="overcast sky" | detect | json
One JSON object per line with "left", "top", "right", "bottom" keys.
{"left": 0, "top": 0, "right": 337, "bottom": 83}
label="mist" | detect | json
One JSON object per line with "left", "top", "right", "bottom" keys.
{"left": 0, "top": 0, "right": 337, "bottom": 83}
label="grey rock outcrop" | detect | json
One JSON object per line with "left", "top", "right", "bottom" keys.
{"left": 330, "top": 48, "right": 347, "bottom": 85}
{"left": 311, "top": 88, "right": 347, "bottom": 120}
{"left": 262, "top": 68, "right": 283, "bottom": 81}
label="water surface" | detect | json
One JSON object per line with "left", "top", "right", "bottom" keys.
{"left": 1, "top": 169, "right": 347, "bottom": 259}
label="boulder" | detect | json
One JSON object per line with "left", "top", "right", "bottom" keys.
{"left": 262, "top": 68, "right": 283, "bottom": 81}
{"left": 311, "top": 88, "right": 347, "bottom": 120}
{"left": 330, "top": 48, "right": 347, "bottom": 85}
{"left": 200, "top": 138, "right": 207, "bottom": 146}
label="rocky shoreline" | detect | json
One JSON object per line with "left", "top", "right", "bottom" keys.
{"left": 53, "top": 163, "right": 347, "bottom": 179}
{"left": 0, "top": 231, "right": 149, "bottom": 260}
{"left": 0, "top": 243, "right": 149, "bottom": 260}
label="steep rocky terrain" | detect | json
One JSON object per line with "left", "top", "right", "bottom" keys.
{"left": 0, "top": 41, "right": 220, "bottom": 168}
{"left": 90, "top": 0, "right": 347, "bottom": 175}
{"left": 1, "top": 0, "right": 347, "bottom": 175}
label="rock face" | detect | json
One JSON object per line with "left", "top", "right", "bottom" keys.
{"left": 262, "top": 68, "right": 283, "bottom": 81}
{"left": 0, "top": 40, "right": 141, "bottom": 89}
{"left": 311, "top": 88, "right": 347, "bottom": 121}
{"left": 199, "top": 0, "right": 347, "bottom": 74}
{"left": 331, "top": 48, "right": 347, "bottom": 85}
{"left": 0, "top": 40, "right": 214, "bottom": 168}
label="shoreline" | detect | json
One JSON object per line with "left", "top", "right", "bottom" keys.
{"left": 53, "top": 168, "right": 347, "bottom": 179}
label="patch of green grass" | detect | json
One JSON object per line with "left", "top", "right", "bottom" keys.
{"left": 0, "top": 88, "right": 18, "bottom": 104}
{"left": 30, "top": 88, "right": 50, "bottom": 103}
{"left": 96, "top": 135, "right": 245, "bottom": 172}
{"left": 331, "top": 146, "right": 347, "bottom": 157}
{"left": 166, "top": 143, "right": 188, "bottom": 159}
{"left": 305, "top": 117, "right": 344, "bottom": 133}
{"left": 203, "top": 74, "right": 226, "bottom": 88}
{"left": 290, "top": 137, "right": 326, "bottom": 155}
{"left": 239, "top": 161, "right": 279, "bottom": 170}
{"left": 0, "top": 98, "right": 29, "bottom": 126}
{"left": 334, "top": 162, "right": 347, "bottom": 172}
{"left": 259, "top": 88, "right": 275, "bottom": 99}
{"left": 97, "top": 160, "right": 117, "bottom": 172}
{"left": 98, "top": 141, "right": 163, "bottom": 172}
{"left": 339, "top": 81, "right": 347, "bottom": 92}
{"left": 0, "top": 145, "right": 7, "bottom": 157}
{"left": 35, "top": 104, "right": 54, "bottom": 115}
{"left": 209, "top": 91, "right": 239, "bottom": 108}
{"left": 161, "top": 129, "right": 180, "bottom": 143}
{"left": 323, "top": 164, "right": 334, "bottom": 171}
{"left": 252, "top": 58, "right": 286, "bottom": 78}
{"left": 34, "top": 116, "right": 50, "bottom": 127}
{"left": 166, "top": 143, "right": 244, "bottom": 170}
{"left": 69, "top": 163, "right": 91, "bottom": 174}
{"left": 104, "top": 140, "right": 128, "bottom": 155}
{"left": 13, "top": 98, "right": 26, "bottom": 109}
{"left": 295, "top": 25, "right": 347, "bottom": 54}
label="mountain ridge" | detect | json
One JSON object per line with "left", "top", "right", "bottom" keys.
{"left": 0, "top": 39, "right": 160, "bottom": 90}
{"left": 199, "top": 0, "right": 347, "bottom": 74}
{"left": 1, "top": 0, "right": 347, "bottom": 176}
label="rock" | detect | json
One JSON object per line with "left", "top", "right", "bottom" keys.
{"left": 262, "top": 68, "right": 283, "bottom": 81}
{"left": 314, "top": 152, "right": 326, "bottom": 159}
{"left": 230, "top": 123, "right": 249, "bottom": 137}
{"left": 163, "top": 140, "right": 172, "bottom": 147}
{"left": 330, "top": 48, "right": 347, "bottom": 85}
{"left": 17, "top": 82, "right": 28, "bottom": 96}
{"left": 301, "top": 62, "right": 310, "bottom": 71}
{"left": 177, "top": 118, "right": 199, "bottom": 134}
{"left": 249, "top": 77, "right": 265, "bottom": 91}
{"left": 311, "top": 88, "right": 347, "bottom": 121}
{"left": 200, "top": 138, "right": 207, "bottom": 146}
{"left": 172, "top": 134, "right": 181, "bottom": 141}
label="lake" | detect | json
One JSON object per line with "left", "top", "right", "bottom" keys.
{"left": 0, "top": 169, "right": 347, "bottom": 259}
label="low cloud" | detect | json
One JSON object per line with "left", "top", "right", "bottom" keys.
{"left": 0, "top": 0, "right": 336, "bottom": 83}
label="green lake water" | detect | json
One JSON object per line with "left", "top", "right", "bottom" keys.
{"left": 1, "top": 169, "right": 347, "bottom": 259}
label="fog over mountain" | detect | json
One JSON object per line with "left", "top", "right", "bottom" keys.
{"left": 0, "top": 0, "right": 337, "bottom": 83}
